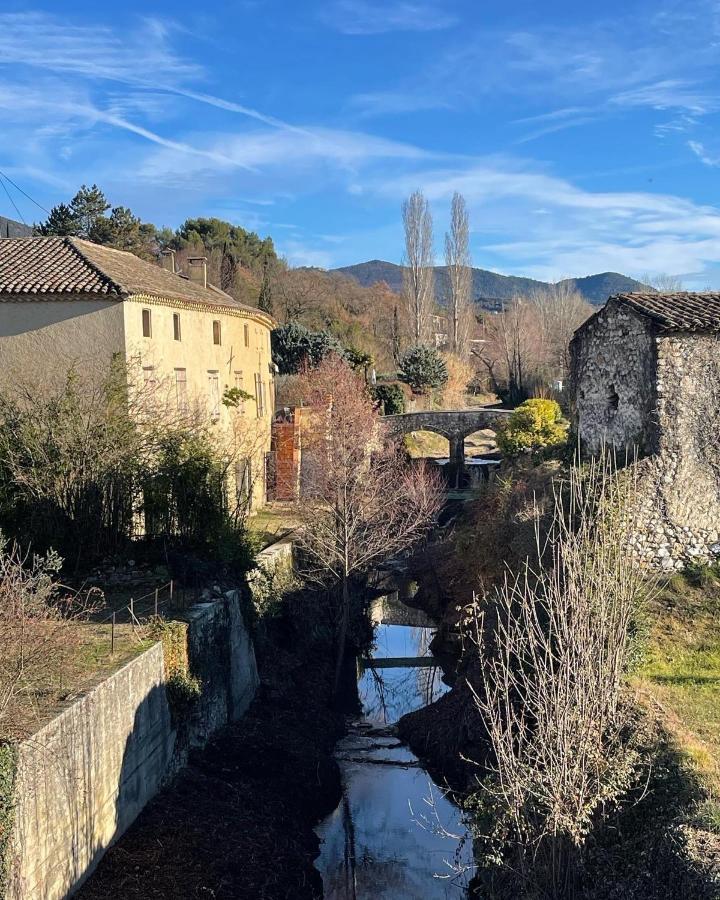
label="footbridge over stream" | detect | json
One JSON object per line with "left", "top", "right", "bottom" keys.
{"left": 383, "top": 408, "right": 512, "bottom": 472}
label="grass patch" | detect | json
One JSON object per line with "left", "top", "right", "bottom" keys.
{"left": 636, "top": 574, "right": 720, "bottom": 817}
{"left": 247, "top": 503, "right": 300, "bottom": 549}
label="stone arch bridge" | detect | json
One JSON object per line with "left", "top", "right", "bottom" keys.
{"left": 383, "top": 408, "right": 512, "bottom": 472}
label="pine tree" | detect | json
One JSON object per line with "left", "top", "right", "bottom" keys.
{"left": 258, "top": 259, "right": 273, "bottom": 314}
{"left": 69, "top": 185, "right": 110, "bottom": 239}
{"left": 36, "top": 203, "right": 78, "bottom": 237}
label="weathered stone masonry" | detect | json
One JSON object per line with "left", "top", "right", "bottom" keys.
{"left": 570, "top": 292, "right": 720, "bottom": 569}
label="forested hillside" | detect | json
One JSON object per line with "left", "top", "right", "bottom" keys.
{"left": 335, "top": 259, "right": 649, "bottom": 306}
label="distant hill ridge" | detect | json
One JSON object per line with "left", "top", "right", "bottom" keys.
{"left": 0, "top": 216, "right": 33, "bottom": 239}
{"left": 334, "top": 260, "right": 650, "bottom": 307}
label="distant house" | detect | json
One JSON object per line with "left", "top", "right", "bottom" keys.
{"left": 0, "top": 236, "right": 276, "bottom": 509}
{"left": 570, "top": 291, "right": 720, "bottom": 568}
{"left": 0, "top": 215, "right": 33, "bottom": 239}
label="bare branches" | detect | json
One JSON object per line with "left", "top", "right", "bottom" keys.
{"left": 403, "top": 190, "right": 435, "bottom": 346}
{"left": 0, "top": 538, "right": 99, "bottom": 739}
{"left": 466, "top": 456, "right": 652, "bottom": 896}
{"left": 444, "top": 192, "right": 473, "bottom": 356}
{"left": 291, "top": 356, "right": 443, "bottom": 692}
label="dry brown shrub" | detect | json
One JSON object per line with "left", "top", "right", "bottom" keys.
{"left": 442, "top": 353, "right": 475, "bottom": 409}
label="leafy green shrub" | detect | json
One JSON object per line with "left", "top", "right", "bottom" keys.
{"left": 497, "top": 398, "right": 568, "bottom": 456}
{"left": 371, "top": 383, "right": 405, "bottom": 415}
{"left": 398, "top": 346, "right": 449, "bottom": 394}
{"left": 165, "top": 670, "right": 202, "bottom": 719}
{"left": 346, "top": 347, "right": 373, "bottom": 373}
{"left": 271, "top": 323, "right": 345, "bottom": 375}
{"left": 683, "top": 561, "right": 720, "bottom": 588}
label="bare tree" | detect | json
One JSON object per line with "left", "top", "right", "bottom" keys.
{"left": 444, "top": 192, "right": 474, "bottom": 355}
{"left": 477, "top": 297, "right": 544, "bottom": 403}
{"left": 402, "top": 190, "right": 435, "bottom": 346}
{"left": 532, "top": 283, "right": 593, "bottom": 378}
{"left": 293, "top": 356, "right": 443, "bottom": 693}
{"left": 467, "top": 455, "right": 651, "bottom": 897}
{"left": 641, "top": 272, "right": 684, "bottom": 292}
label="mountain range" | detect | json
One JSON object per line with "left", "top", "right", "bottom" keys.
{"left": 334, "top": 260, "right": 649, "bottom": 308}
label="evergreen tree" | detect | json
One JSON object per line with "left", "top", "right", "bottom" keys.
{"left": 398, "top": 346, "right": 449, "bottom": 394}
{"left": 257, "top": 259, "right": 273, "bottom": 315}
{"left": 36, "top": 203, "right": 78, "bottom": 237}
{"left": 70, "top": 184, "right": 110, "bottom": 239}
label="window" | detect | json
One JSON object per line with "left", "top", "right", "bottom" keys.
{"left": 235, "top": 458, "right": 251, "bottom": 506}
{"left": 213, "top": 320, "right": 222, "bottom": 346}
{"left": 142, "top": 366, "right": 157, "bottom": 388}
{"left": 608, "top": 383, "right": 620, "bottom": 413}
{"left": 175, "top": 368, "right": 188, "bottom": 412}
{"left": 208, "top": 371, "right": 220, "bottom": 419}
{"left": 173, "top": 313, "right": 181, "bottom": 341}
{"left": 244, "top": 323, "right": 250, "bottom": 347}
{"left": 234, "top": 371, "right": 245, "bottom": 413}
{"left": 142, "top": 308, "right": 152, "bottom": 338}
{"left": 254, "top": 373, "right": 265, "bottom": 418}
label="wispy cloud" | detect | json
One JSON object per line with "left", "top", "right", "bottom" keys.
{"left": 368, "top": 158, "right": 720, "bottom": 282}
{"left": 0, "top": 13, "right": 198, "bottom": 84}
{"left": 688, "top": 140, "right": 720, "bottom": 167}
{"left": 319, "top": 1, "right": 457, "bottom": 35}
{"left": 0, "top": 11, "right": 298, "bottom": 132}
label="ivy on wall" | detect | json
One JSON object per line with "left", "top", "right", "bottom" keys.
{"left": 146, "top": 619, "right": 202, "bottom": 722}
{"left": 0, "top": 742, "right": 18, "bottom": 896}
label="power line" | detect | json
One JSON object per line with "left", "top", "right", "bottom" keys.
{"left": 0, "top": 169, "right": 50, "bottom": 215}
{"left": 0, "top": 174, "right": 26, "bottom": 225}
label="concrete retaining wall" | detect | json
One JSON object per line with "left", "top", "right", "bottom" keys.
{"left": 6, "top": 592, "right": 258, "bottom": 900}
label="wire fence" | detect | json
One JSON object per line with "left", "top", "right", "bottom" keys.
{"left": 94, "top": 579, "right": 198, "bottom": 655}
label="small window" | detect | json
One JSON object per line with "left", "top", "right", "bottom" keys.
{"left": 142, "top": 366, "right": 157, "bottom": 388}
{"left": 142, "top": 308, "right": 152, "bottom": 338}
{"left": 608, "top": 383, "right": 620, "bottom": 412}
{"left": 234, "top": 371, "right": 245, "bottom": 414}
{"left": 213, "top": 320, "right": 222, "bottom": 345}
{"left": 254, "top": 372, "right": 265, "bottom": 418}
{"left": 173, "top": 313, "right": 181, "bottom": 342}
{"left": 208, "top": 371, "right": 220, "bottom": 419}
{"left": 244, "top": 323, "right": 250, "bottom": 347}
{"left": 175, "top": 368, "right": 188, "bottom": 412}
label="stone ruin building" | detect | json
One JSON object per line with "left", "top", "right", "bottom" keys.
{"left": 570, "top": 291, "right": 720, "bottom": 569}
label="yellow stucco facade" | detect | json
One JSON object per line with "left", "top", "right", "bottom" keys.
{"left": 0, "top": 293, "right": 276, "bottom": 510}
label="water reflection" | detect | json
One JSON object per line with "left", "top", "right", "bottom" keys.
{"left": 315, "top": 598, "right": 472, "bottom": 899}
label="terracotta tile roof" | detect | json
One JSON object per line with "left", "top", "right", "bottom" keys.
{"left": 0, "top": 236, "right": 264, "bottom": 317}
{"left": 611, "top": 291, "right": 720, "bottom": 331}
{"left": 0, "top": 236, "right": 121, "bottom": 296}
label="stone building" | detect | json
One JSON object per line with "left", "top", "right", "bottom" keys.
{"left": 0, "top": 236, "right": 276, "bottom": 509}
{"left": 570, "top": 291, "right": 720, "bottom": 568}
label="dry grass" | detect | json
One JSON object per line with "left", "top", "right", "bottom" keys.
{"left": 635, "top": 571, "right": 720, "bottom": 823}
{"left": 7, "top": 622, "right": 147, "bottom": 739}
{"left": 247, "top": 503, "right": 300, "bottom": 548}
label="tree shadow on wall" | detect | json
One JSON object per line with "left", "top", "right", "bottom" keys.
{"left": 43, "top": 680, "right": 175, "bottom": 899}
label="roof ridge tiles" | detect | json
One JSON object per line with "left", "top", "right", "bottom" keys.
{"left": 66, "top": 237, "right": 125, "bottom": 296}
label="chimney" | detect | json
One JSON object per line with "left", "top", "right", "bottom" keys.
{"left": 160, "top": 249, "right": 176, "bottom": 273}
{"left": 187, "top": 256, "right": 207, "bottom": 288}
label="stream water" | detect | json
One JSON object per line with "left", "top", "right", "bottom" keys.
{"left": 315, "top": 593, "right": 473, "bottom": 899}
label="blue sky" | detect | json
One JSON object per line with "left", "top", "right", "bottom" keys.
{"left": 1, "top": 1, "right": 720, "bottom": 285}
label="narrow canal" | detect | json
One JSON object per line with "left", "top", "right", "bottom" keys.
{"left": 315, "top": 593, "right": 473, "bottom": 899}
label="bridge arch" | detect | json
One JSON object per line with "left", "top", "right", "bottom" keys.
{"left": 383, "top": 408, "right": 511, "bottom": 487}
